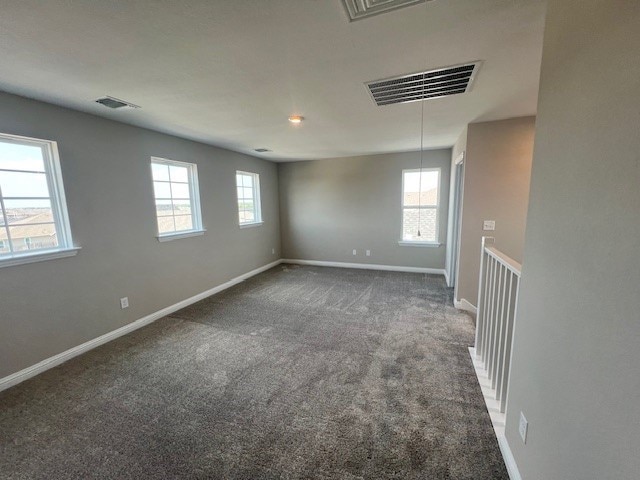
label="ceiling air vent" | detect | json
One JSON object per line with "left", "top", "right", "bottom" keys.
{"left": 366, "top": 62, "right": 481, "bottom": 106}
{"left": 95, "top": 96, "right": 140, "bottom": 109}
{"left": 343, "top": 0, "right": 431, "bottom": 21}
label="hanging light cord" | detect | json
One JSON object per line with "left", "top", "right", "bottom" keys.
{"left": 417, "top": 91, "right": 425, "bottom": 237}
{"left": 417, "top": 0, "right": 429, "bottom": 239}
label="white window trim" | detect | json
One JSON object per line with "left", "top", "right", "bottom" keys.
{"left": 0, "top": 247, "right": 80, "bottom": 269}
{"left": 236, "top": 170, "right": 262, "bottom": 227}
{"left": 0, "top": 132, "right": 77, "bottom": 265}
{"left": 151, "top": 156, "right": 204, "bottom": 240}
{"left": 156, "top": 229, "right": 206, "bottom": 242}
{"left": 400, "top": 167, "right": 441, "bottom": 245}
{"left": 397, "top": 241, "right": 442, "bottom": 247}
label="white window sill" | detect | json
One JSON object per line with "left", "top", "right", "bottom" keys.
{"left": 0, "top": 247, "right": 81, "bottom": 269}
{"left": 239, "top": 221, "right": 264, "bottom": 229}
{"left": 398, "top": 241, "right": 442, "bottom": 248}
{"left": 157, "top": 229, "right": 206, "bottom": 242}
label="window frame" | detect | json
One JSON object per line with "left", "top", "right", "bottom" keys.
{"left": 0, "top": 132, "right": 78, "bottom": 268}
{"left": 235, "top": 170, "right": 263, "bottom": 228}
{"left": 150, "top": 156, "right": 204, "bottom": 241}
{"left": 399, "top": 167, "right": 441, "bottom": 247}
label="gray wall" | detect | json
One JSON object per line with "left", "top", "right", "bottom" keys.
{"left": 456, "top": 117, "right": 535, "bottom": 305}
{"left": 0, "top": 92, "right": 280, "bottom": 379}
{"left": 506, "top": 1, "right": 640, "bottom": 479}
{"left": 279, "top": 150, "right": 451, "bottom": 269}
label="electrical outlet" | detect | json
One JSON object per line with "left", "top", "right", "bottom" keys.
{"left": 120, "top": 297, "right": 129, "bottom": 309}
{"left": 519, "top": 411, "right": 528, "bottom": 443}
{"left": 366, "top": 250, "right": 371, "bottom": 256}
{"left": 352, "top": 249, "right": 357, "bottom": 256}
{"left": 483, "top": 220, "right": 496, "bottom": 231}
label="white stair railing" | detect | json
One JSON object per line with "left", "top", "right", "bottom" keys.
{"left": 472, "top": 236, "right": 521, "bottom": 414}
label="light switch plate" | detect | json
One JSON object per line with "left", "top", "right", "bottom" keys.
{"left": 120, "top": 297, "right": 129, "bottom": 309}
{"left": 519, "top": 411, "right": 528, "bottom": 443}
{"left": 483, "top": 220, "right": 496, "bottom": 231}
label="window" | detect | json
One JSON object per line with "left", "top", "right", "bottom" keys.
{"left": 401, "top": 168, "right": 440, "bottom": 244}
{"left": 151, "top": 157, "right": 203, "bottom": 240}
{"left": 0, "top": 133, "right": 76, "bottom": 264}
{"left": 236, "top": 171, "right": 262, "bottom": 226}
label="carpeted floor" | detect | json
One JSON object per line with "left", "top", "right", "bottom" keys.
{"left": 0, "top": 264, "right": 508, "bottom": 479}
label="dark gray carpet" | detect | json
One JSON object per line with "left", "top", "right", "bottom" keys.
{"left": 0, "top": 264, "right": 508, "bottom": 479}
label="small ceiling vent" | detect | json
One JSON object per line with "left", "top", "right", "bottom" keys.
{"left": 366, "top": 62, "right": 481, "bottom": 106}
{"left": 95, "top": 96, "right": 140, "bottom": 110}
{"left": 343, "top": 0, "right": 431, "bottom": 21}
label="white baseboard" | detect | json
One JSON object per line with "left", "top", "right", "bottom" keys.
{"left": 498, "top": 434, "right": 522, "bottom": 480}
{"left": 454, "top": 297, "right": 478, "bottom": 314}
{"left": 0, "top": 259, "right": 283, "bottom": 393}
{"left": 443, "top": 269, "right": 451, "bottom": 286}
{"left": 282, "top": 258, "right": 445, "bottom": 276}
{"left": 468, "top": 347, "right": 522, "bottom": 480}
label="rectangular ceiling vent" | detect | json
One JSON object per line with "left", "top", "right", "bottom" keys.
{"left": 95, "top": 96, "right": 140, "bottom": 110}
{"left": 366, "top": 62, "right": 481, "bottom": 106}
{"left": 343, "top": 0, "right": 431, "bottom": 21}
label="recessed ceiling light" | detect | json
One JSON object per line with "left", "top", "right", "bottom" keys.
{"left": 288, "top": 115, "right": 304, "bottom": 124}
{"left": 254, "top": 148, "right": 271, "bottom": 153}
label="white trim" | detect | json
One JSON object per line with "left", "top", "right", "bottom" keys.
{"left": 157, "top": 229, "right": 206, "bottom": 242}
{"left": 454, "top": 297, "right": 478, "bottom": 314}
{"left": 0, "top": 259, "right": 283, "bottom": 393}
{"left": 282, "top": 258, "right": 445, "bottom": 276}
{"left": 401, "top": 167, "right": 441, "bottom": 244}
{"left": 236, "top": 170, "right": 262, "bottom": 226}
{"left": 468, "top": 347, "right": 522, "bottom": 480}
{"left": 239, "top": 221, "right": 264, "bottom": 229}
{"left": 0, "top": 247, "right": 80, "bottom": 268}
{"left": 150, "top": 156, "right": 203, "bottom": 237}
{"left": 498, "top": 434, "right": 522, "bottom": 480}
{"left": 443, "top": 269, "right": 450, "bottom": 286}
{"left": 397, "top": 241, "right": 442, "bottom": 247}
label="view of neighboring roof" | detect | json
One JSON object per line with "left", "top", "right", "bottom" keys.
{"left": 0, "top": 211, "right": 56, "bottom": 240}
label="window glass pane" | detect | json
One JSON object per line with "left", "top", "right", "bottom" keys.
{"left": 243, "top": 187, "right": 253, "bottom": 200}
{"left": 152, "top": 159, "right": 200, "bottom": 236}
{"left": 9, "top": 224, "right": 59, "bottom": 252}
{"left": 239, "top": 199, "right": 254, "bottom": 213}
{"left": 157, "top": 216, "right": 176, "bottom": 234}
{"left": 155, "top": 200, "right": 173, "bottom": 217}
{"left": 151, "top": 163, "right": 170, "bottom": 181}
{"left": 172, "top": 200, "right": 191, "bottom": 216}
{"left": 242, "top": 174, "right": 253, "bottom": 188}
{"left": 169, "top": 165, "right": 189, "bottom": 183}
{"left": 236, "top": 173, "right": 243, "bottom": 188}
{"left": 245, "top": 210, "right": 255, "bottom": 222}
{"left": 0, "top": 142, "right": 45, "bottom": 172}
{"left": 0, "top": 135, "right": 73, "bottom": 257}
{"left": 402, "top": 208, "right": 437, "bottom": 242}
{"left": 0, "top": 234, "right": 10, "bottom": 254}
{"left": 403, "top": 170, "right": 439, "bottom": 206}
{"left": 173, "top": 214, "right": 193, "bottom": 232}
{"left": 153, "top": 181, "right": 171, "bottom": 199}
{"left": 0, "top": 171, "right": 50, "bottom": 198}
{"left": 171, "top": 182, "right": 190, "bottom": 199}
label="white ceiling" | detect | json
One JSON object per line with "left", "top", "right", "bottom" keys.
{"left": 0, "top": 0, "right": 546, "bottom": 161}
